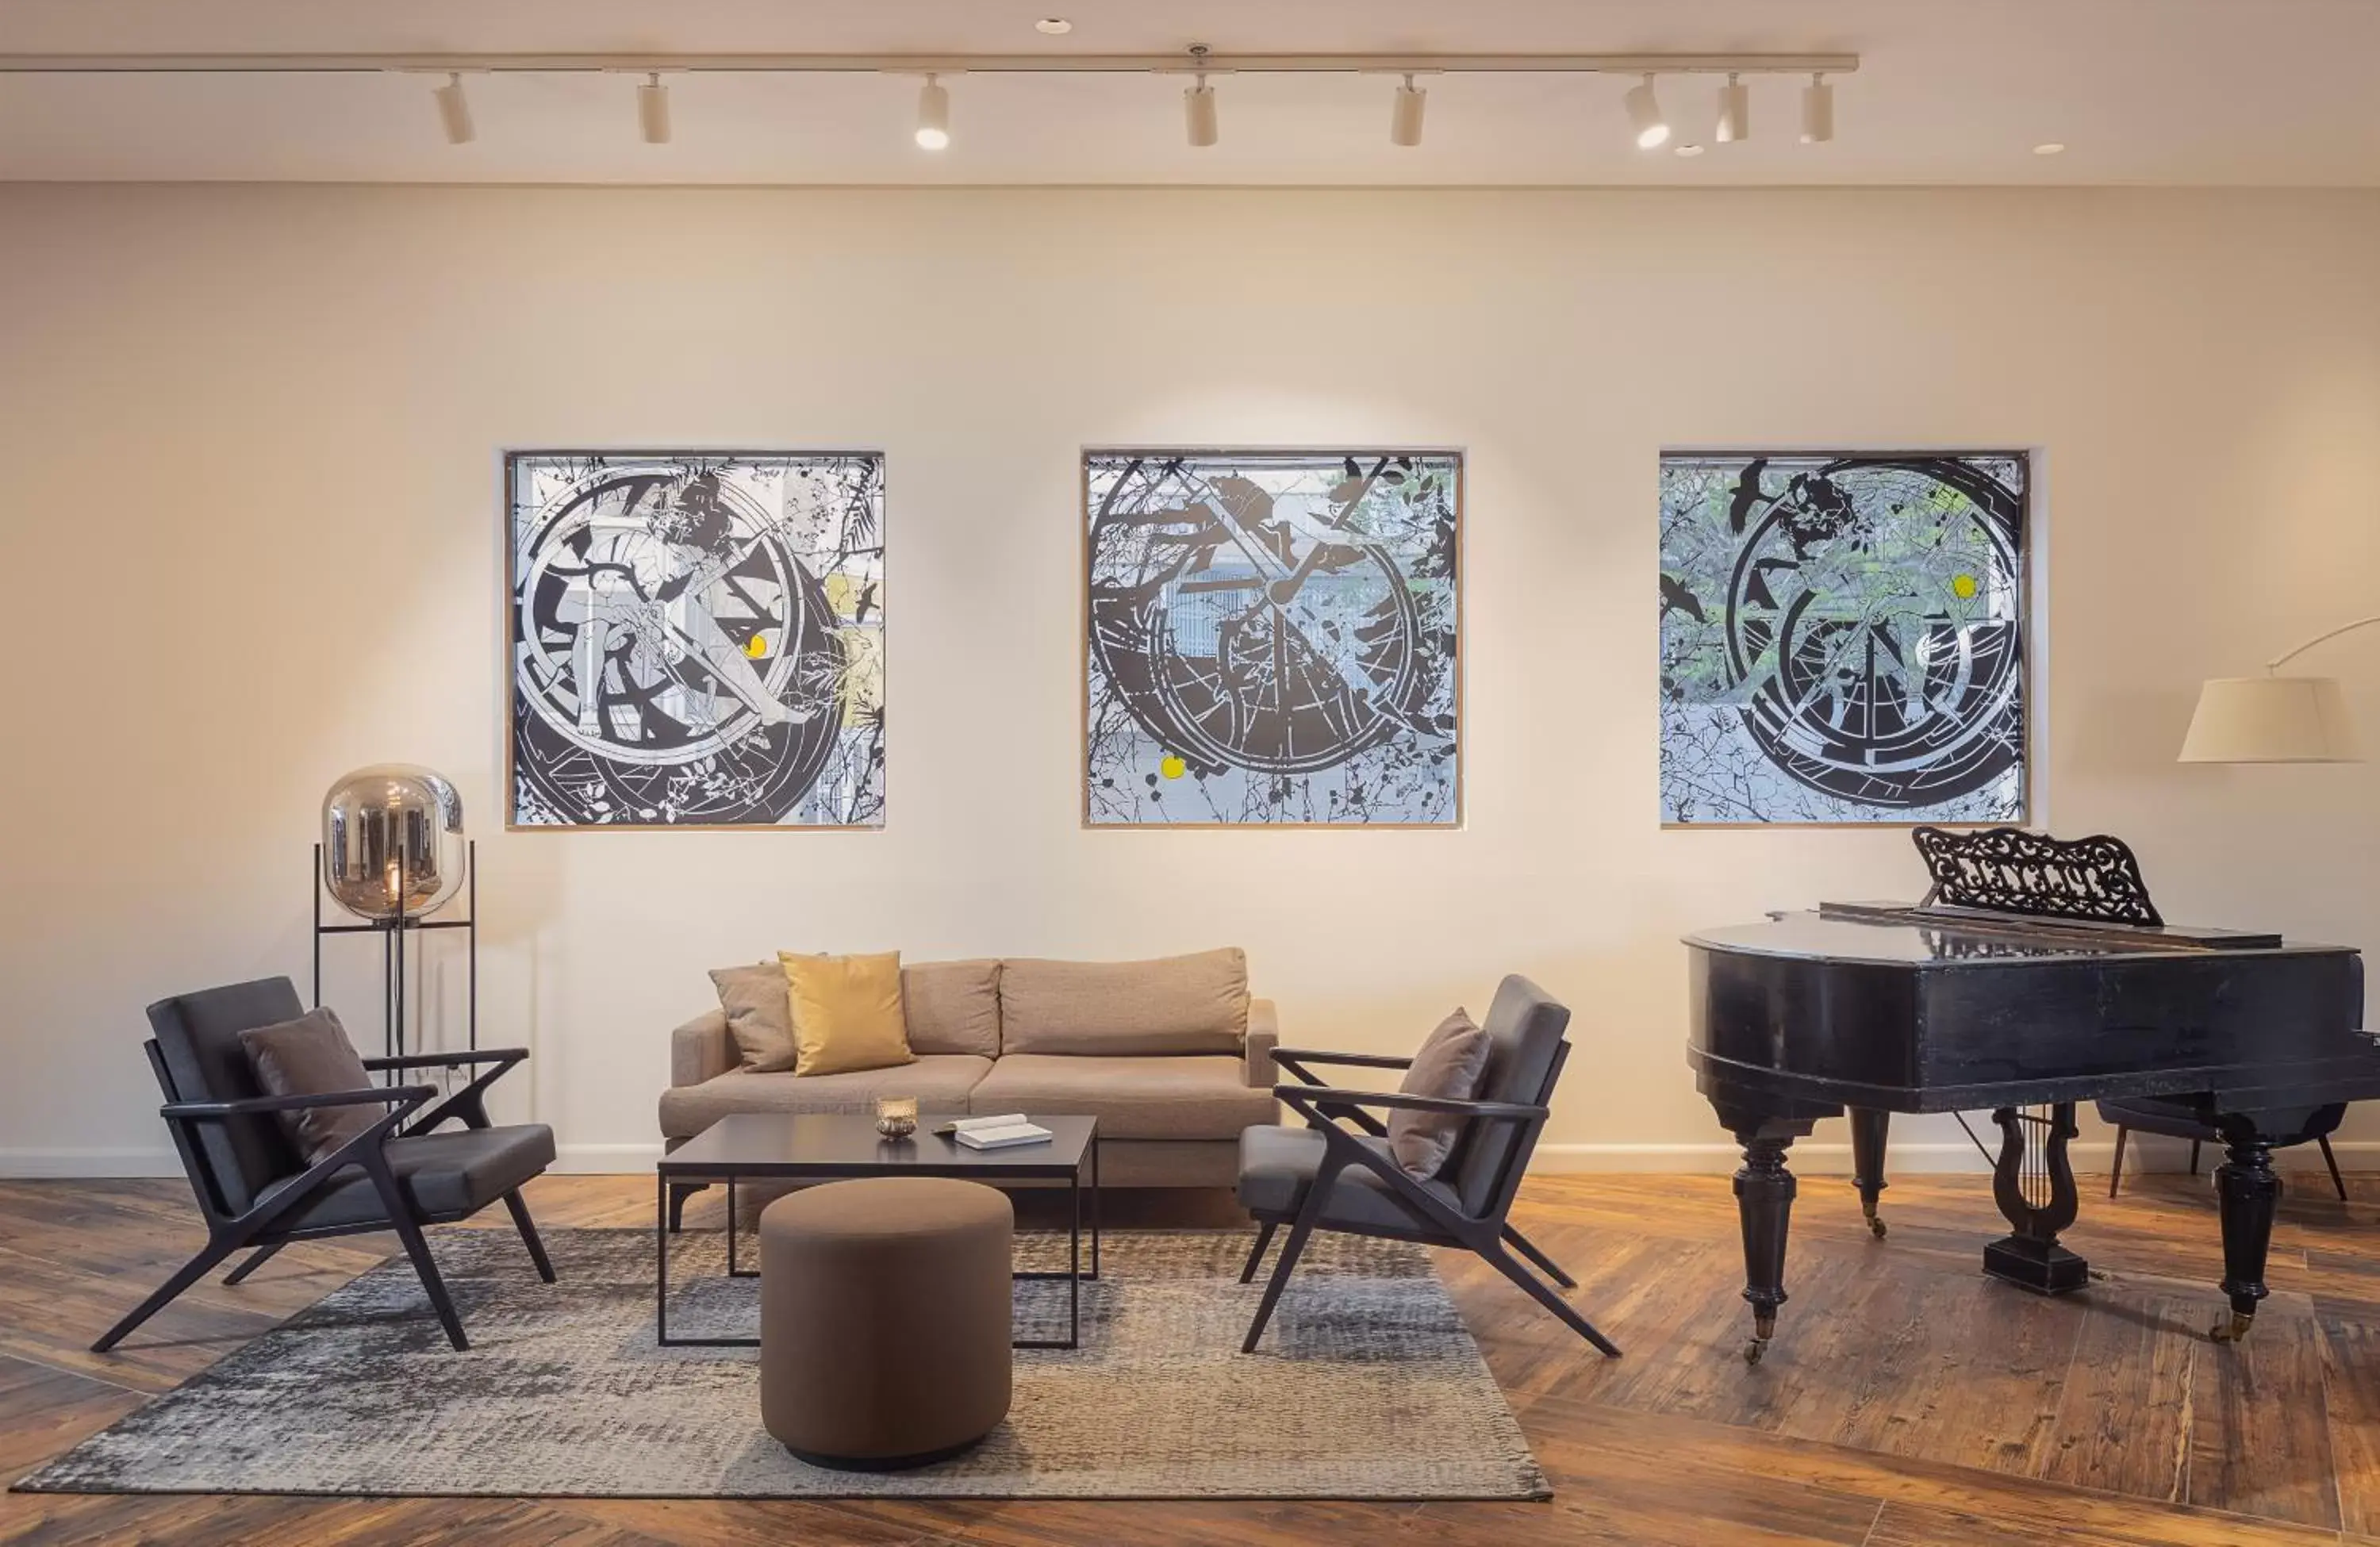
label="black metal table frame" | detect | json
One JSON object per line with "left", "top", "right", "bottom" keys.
{"left": 654, "top": 1137, "right": 1100, "bottom": 1350}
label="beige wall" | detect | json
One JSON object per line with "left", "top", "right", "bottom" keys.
{"left": 3, "top": 183, "right": 2378, "bottom": 1176}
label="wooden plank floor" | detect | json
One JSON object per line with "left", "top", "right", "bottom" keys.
{"left": 5, "top": 1163, "right": 2380, "bottom": 1545}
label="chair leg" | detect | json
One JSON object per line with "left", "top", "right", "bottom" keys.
{"left": 2190, "top": 1139, "right": 2202, "bottom": 1177}
{"left": 91, "top": 1232, "right": 244, "bottom": 1353}
{"left": 2108, "top": 1127, "right": 2128, "bottom": 1199}
{"left": 1242, "top": 1158, "right": 1345, "bottom": 1354}
{"left": 1238, "top": 1219, "right": 1278, "bottom": 1284}
{"left": 363, "top": 1158, "right": 470, "bottom": 1351}
{"left": 1481, "top": 1241, "right": 1622, "bottom": 1357}
{"left": 1502, "top": 1223, "right": 1577, "bottom": 1290}
{"left": 2321, "top": 1134, "right": 2350, "bottom": 1202}
{"left": 223, "top": 1240, "right": 287, "bottom": 1286}
{"left": 504, "top": 1189, "right": 557, "bottom": 1284}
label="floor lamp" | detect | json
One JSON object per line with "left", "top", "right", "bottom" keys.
{"left": 2178, "top": 618, "right": 2370, "bottom": 763}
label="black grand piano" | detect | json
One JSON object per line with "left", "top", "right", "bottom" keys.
{"left": 1688, "top": 826, "right": 2375, "bottom": 1365}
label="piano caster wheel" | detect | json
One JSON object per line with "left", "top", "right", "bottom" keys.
{"left": 2211, "top": 1311, "right": 2255, "bottom": 1344}
{"left": 1745, "top": 1311, "right": 1775, "bottom": 1365}
{"left": 1864, "top": 1213, "right": 1888, "bottom": 1240}
{"left": 1745, "top": 1338, "right": 1767, "bottom": 1366}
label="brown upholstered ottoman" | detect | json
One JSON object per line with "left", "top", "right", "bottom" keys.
{"left": 758, "top": 1177, "right": 1014, "bottom": 1469}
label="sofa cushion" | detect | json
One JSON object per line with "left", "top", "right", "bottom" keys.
{"left": 966, "top": 1053, "right": 1273, "bottom": 1141}
{"left": 711, "top": 962, "right": 797, "bottom": 1073}
{"left": 998, "top": 949, "right": 1249, "bottom": 1056}
{"left": 658, "top": 1056, "right": 993, "bottom": 1141}
{"left": 903, "top": 960, "right": 1001, "bottom": 1058}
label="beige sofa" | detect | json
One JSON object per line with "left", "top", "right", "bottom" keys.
{"left": 662, "top": 950, "right": 1280, "bottom": 1188}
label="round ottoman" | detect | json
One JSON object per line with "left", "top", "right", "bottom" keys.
{"left": 758, "top": 1177, "right": 1013, "bottom": 1469}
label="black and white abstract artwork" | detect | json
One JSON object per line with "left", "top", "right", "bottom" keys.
{"left": 1086, "top": 450, "right": 1460, "bottom": 827}
{"left": 508, "top": 451, "right": 885, "bottom": 828}
{"left": 1659, "top": 451, "right": 2029, "bottom": 825}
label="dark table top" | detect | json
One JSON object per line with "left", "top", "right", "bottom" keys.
{"left": 660, "top": 1112, "right": 1099, "bottom": 1177}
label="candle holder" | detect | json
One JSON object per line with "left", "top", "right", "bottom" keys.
{"left": 875, "top": 1096, "right": 919, "bottom": 1140}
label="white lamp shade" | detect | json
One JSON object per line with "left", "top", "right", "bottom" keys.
{"left": 2178, "top": 675, "right": 2362, "bottom": 762}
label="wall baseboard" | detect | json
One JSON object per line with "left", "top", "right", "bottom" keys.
{"left": 6, "top": 1138, "right": 2371, "bottom": 1180}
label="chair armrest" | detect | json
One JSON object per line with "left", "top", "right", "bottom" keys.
{"left": 671, "top": 1007, "right": 733, "bottom": 1088}
{"left": 1273, "top": 1046, "right": 1415, "bottom": 1088}
{"left": 162, "top": 1084, "right": 438, "bottom": 1119}
{"left": 363, "top": 1048, "right": 528, "bottom": 1072}
{"left": 1244, "top": 998, "right": 1280, "bottom": 1088}
{"left": 1273, "top": 1084, "right": 1547, "bottom": 1120}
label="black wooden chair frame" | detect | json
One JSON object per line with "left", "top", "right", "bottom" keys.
{"left": 92, "top": 1045, "right": 553, "bottom": 1355}
{"left": 1238, "top": 1042, "right": 1621, "bottom": 1358}
{"left": 2109, "top": 1122, "right": 2347, "bottom": 1201}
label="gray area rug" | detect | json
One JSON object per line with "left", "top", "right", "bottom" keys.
{"left": 18, "top": 1227, "right": 1548, "bottom": 1500}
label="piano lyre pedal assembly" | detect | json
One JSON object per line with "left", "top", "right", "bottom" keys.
{"left": 1687, "top": 826, "right": 2375, "bottom": 1365}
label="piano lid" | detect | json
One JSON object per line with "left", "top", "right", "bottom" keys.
{"left": 1684, "top": 827, "right": 2314, "bottom": 962}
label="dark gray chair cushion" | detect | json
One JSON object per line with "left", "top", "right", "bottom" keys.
{"left": 2096, "top": 1097, "right": 2344, "bottom": 1148}
{"left": 239, "top": 1007, "right": 380, "bottom": 1164}
{"left": 259, "top": 1124, "right": 558, "bottom": 1231}
{"left": 1237, "top": 1124, "right": 1462, "bottom": 1234}
{"left": 148, "top": 977, "right": 309, "bottom": 1213}
{"left": 1449, "top": 974, "right": 1569, "bottom": 1215}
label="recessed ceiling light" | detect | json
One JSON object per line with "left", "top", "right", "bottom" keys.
{"left": 1675, "top": 143, "right": 1706, "bottom": 158}
{"left": 2033, "top": 141, "right": 2067, "bottom": 155}
{"left": 1035, "top": 17, "right": 1072, "bottom": 34}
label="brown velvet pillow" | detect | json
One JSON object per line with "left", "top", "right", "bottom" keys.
{"left": 237, "top": 1007, "right": 381, "bottom": 1165}
{"left": 1386, "top": 1008, "right": 1491, "bottom": 1180}
{"left": 711, "top": 962, "right": 797, "bottom": 1073}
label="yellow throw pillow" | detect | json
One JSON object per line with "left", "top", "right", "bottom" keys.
{"left": 777, "top": 950, "right": 914, "bottom": 1078}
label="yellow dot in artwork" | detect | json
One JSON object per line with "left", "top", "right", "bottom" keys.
{"left": 743, "top": 633, "right": 770, "bottom": 659}
{"left": 1951, "top": 574, "right": 1979, "bottom": 600}
{"left": 1159, "top": 755, "right": 1187, "bottom": 780}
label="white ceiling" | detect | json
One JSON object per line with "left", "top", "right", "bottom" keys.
{"left": 2, "top": 0, "right": 2377, "bottom": 186}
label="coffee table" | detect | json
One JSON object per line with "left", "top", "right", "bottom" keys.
{"left": 655, "top": 1112, "right": 1100, "bottom": 1350}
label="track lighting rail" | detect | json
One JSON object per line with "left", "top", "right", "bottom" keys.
{"left": 0, "top": 51, "right": 1860, "bottom": 78}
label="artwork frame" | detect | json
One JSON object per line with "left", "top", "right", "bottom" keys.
{"left": 1081, "top": 447, "right": 1464, "bottom": 830}
{"left": 504, "top": 448, "right": 887, "bottom": 832}
{"left": 1657, "top": 448, "right": 2033, "bottom": 829}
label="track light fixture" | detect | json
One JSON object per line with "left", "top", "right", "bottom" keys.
{"left": 432, "top": 71, "right": 473, "bottom": 145}
{"left": 1801, "top": 71, "right": 1833, "bottom": 144}
{"left": 1624, "top": 73, "right": 1669, "bottom": 149}
{"left": 1389, "top": 73, "right": 1426, "bottom": 147}
{"left": 636, "top": 71, "right": 670, "bottom": 144}
{"left": 916, "top": 72, "right": 950, "bottom": 149}
{"left": 1715, "top": 71, "right": 1748, "bottom": 144}
{"left": 1184, "top": 45, "right": 1217, "bottom": 148}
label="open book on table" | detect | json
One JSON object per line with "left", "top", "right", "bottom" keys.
{"left": 935, "top": 1113, "right": 1054, "bottom": 1150}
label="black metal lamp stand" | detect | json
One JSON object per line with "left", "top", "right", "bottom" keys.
{"left": 312, "top": 839, "right": 478, "bottom": 1065}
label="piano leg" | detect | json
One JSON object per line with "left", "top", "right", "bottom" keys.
{"left": 1717, "top": 1108, "right": 1818, "bottom": 1365}
{"left": 1848, "top": 1107, "right": 1890, "bottom": 1238}
{"left": 2210, "top": 1130, "right": 2281, "bottom": 1344}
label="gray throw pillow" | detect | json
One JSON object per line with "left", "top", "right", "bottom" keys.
{"left": 237, "top": 1007, "right": 381, "bottom": 1165}
{"left": 1387, "top": 1008, "right": 1491, "bottom": 1180}
{"left": 711, "top": 962, "right": 797, "bottom": 1073}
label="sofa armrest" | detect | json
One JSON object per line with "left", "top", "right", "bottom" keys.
{"left": 1244, "top": 997, "right": 1280, "bottom": 1088}
{"left": 670, "top": 1007, "right": 734, "bottom": 1088}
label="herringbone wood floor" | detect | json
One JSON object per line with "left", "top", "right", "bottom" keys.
{"left": 5, "top": 1161, "right": 2380, "bottom": 1545}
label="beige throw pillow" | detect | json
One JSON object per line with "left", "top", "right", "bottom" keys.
{"left": 237, "top": 1006, "right": 381, "bottom": 1165}
{"left": 779, "top": 950, "right": 915, "bottom": 1077}
{"left": 711, "top": 962, "right": 797, "bottom": 1073}
{"left": 1386, "top": 1008, "right": 1491, "bottom": 1180}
